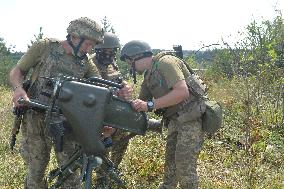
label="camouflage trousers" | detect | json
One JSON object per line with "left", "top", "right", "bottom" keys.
{"left": 20, "top": 110, "right": 80, "bottom": 189}
{"left": 158, "top": 101, "right": 205, "bottom": 189}
{"left": 109, "top": 129, "right": 130, "bottom": 166}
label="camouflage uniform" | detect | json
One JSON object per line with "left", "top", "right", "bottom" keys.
{"left": 18, "top": 37, "right": 100, "bottom": 189}
{"left": 91, "top": 53, "right": 129, "bottom": 189}
{"left": 94, "top": 57, "right": 121, "bottom": 82}
{"left": 93, "top": 31, "right": 133, "bottom": 169}
{"left": 139, "top": 53, "right": 205, "bottom": 189}
{"left": 91, "top": 32, "right": 129, "bottom": 188}
{"left": 93, "top": 57, "right": 129, "bottom": 166}
{"left": 95, "top": 53, "right": 162, "bottom": 188}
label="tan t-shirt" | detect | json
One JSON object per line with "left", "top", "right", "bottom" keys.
{"left": 139, "top": 54, "right": 190, "bottom": 101}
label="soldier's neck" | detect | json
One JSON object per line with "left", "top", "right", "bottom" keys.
{"left": 61, "top": 40, "right": 73, "bottom": 55}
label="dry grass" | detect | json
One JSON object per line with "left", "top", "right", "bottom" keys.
{"left": 0, "top": 78, "right": 283, "bottom": 189}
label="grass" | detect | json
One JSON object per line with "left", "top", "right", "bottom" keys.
{"left": 0, "top": 76, "right": 283, "bottom": 189}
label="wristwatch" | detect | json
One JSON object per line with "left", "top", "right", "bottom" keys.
{"left": 147, "top": 100, "right": 154, "bottom": 112}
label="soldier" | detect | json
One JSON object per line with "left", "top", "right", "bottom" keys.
{"left": 120, "top": 40, "right": 206, "bottom": 189}
{"left": 93, "top": 32, "right": 122, "bottom": 83}
{"left": 93, "top": 32, "right": 130, "bottom": 164}
{"left": 92, "top": 32, "right": 130, "bottom": 189}
{"left": 9, "top": 17, "right": 132, "bottom": 189}
{"left": 93, "top": 33, "right": 162, "bottom": 189}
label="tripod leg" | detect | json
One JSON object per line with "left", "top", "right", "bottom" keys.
{"left": 84, "top": 156, "right": 102, "bottom": 189}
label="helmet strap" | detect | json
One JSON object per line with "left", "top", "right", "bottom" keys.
{"left": 67, "top": 34, "right": 87, "bottom": 61}
{"left": 130, "top": 61, "right": 137, "bottom": 84}
{"left": 111, "top": 61, "right": 119, "bottom": 71}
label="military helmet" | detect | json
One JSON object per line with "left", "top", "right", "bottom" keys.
{"left": 94, "top": 32, "right": 120, "bottom": 49}
{"left": 120, "top": 40, "right": 152, "bottom": 61}
{"left": 67, "top": 17, "right": 104, "bottom": 43}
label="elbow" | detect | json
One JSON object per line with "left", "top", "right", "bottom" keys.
{"left": 177, "top": 88, "right": 189, "bottom": 102}
{"left": 9, "top": 66, "right": 24, "bottom": 81}
{"left": 9, "top": 67, "right": 17, "bottom": 80}
{"left": 174, "top": 80, "right": 190, "bottom": 102}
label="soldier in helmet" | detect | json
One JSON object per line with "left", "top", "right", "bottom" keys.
{"left": 92, "top": 32, "right": 128, "bottom": 188}
{"left": 120, "top": 40, "right": 206, "bottom": 189}
{"left": 93, "top": 32, "right": 122, "bottom": 83}
{"left": 9, "top": 17, "right": 132, "bottom": 189}
{"left": 93, "top": 34, "right": 162, "bottom": 189}
{"left": 93, "top": 33, "right": 126, "bottom": 162}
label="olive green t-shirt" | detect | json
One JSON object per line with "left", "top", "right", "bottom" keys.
{"left": 139, "top": 54, "right": 190, "bottom": 100}
{"left": 157, "top": 55, "right": 186, "bottom": 88}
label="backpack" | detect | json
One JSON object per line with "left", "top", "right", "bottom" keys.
{"left": 155, "top": 51, "right": 222, "bottom": 134}
{"left": 202, "top": 99, "right": 222, "bottom": 134}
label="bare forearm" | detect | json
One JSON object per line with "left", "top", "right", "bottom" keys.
{"left": 132, "top": 80, "right": 189, "bottom": 112}
{"left": 9, "top": 66, "right": 25, "bottom": 88}
{"left": 153, "top": 89, "right": 189, "bottom": 109}
{"left": 10, "top": 66, "right": 29, "bottom": 105}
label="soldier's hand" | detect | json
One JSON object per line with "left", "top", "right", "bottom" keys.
{"left": 117, "top": 81, "right": 133, "bottom": 101}
{"left": 12, "top": 87, "right": 29, "bottom": 107}
{"left": 131, "top": 99, "right": 147, "bottom": 112}
{"left": 102, "top": 126, "right": 117, "bottom": 138}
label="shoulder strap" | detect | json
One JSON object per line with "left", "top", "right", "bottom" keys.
{"left": 154, "top": 51, "right": 195, "bottom": 74}
{"left": 155, "top": 51, "right": 208, "bottom": 98}
{"left": 30, "top": 38, "right": 58, "bottom": 84}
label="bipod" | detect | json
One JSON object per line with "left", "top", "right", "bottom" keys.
{"left": 48, "top": 148, "right": 83, "bottom": 188}
{"left": 47, "top": 147, "right": 103, "bottom": 189}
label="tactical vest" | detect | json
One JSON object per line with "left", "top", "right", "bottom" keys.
{"left": 28, "top": 38, "right": 91, "bottom": 104}
{"left": 148, "top": 52, "right": 207, "bottom": 118}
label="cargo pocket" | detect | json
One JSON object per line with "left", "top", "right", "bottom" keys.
{"left": 26, "top": 110, "right": 45, "bottom": 136}
{"left": 20, "top": 137, "right": 29, "bottom": 163}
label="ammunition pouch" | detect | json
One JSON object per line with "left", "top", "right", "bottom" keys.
{"left": 202, "top": 100, "right": 222, "bottom": 134}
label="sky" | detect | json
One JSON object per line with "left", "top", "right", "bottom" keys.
{"left": 0, "top": 0, "right": 283, "bottom": 52}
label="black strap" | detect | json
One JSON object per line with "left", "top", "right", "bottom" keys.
{"left": 130, "top": 61, "right": 137, "bottom": 84}
{"left": 66, "top": 34, "right": 87, "bottom": 62}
